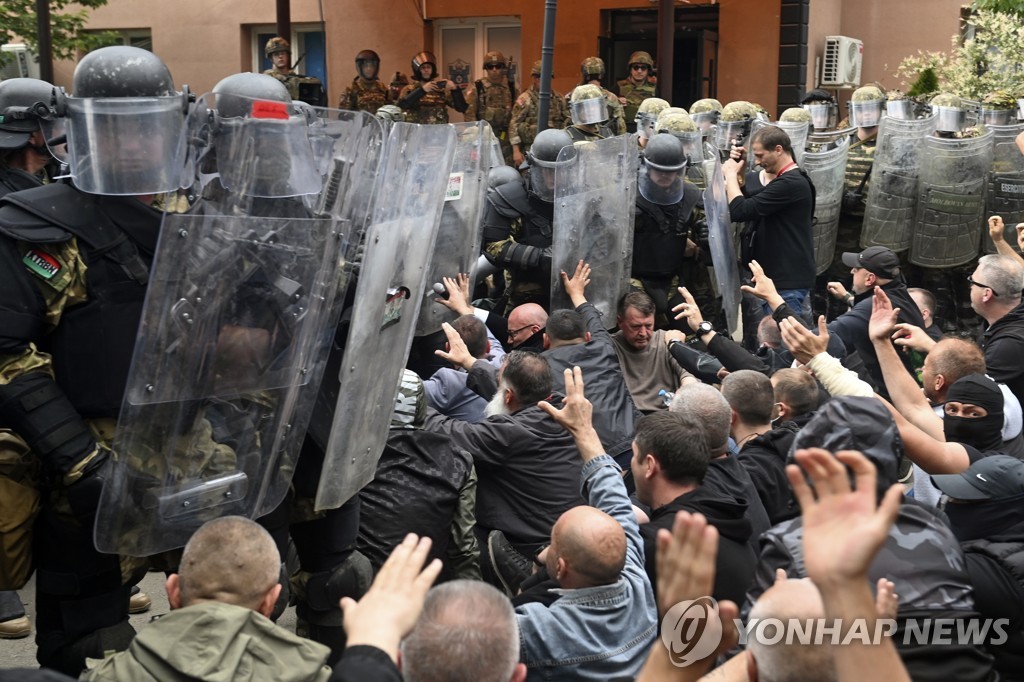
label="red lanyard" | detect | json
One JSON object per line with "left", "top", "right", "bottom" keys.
{"left": 776, "top": 161, "right": 798, "bottom": 176}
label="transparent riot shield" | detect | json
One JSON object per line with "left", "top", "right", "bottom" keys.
{"left": 752, "top": 120, "right": 810, "bottom": 165}
{"left": 861, "top": 114, "right": 937, "bottom": 251}
{"left": 704, "top": 156, "right": 741, "bottom": 334}
{"left": 415, "top": 121, "right": 490, "bottom": 336}
{"left": 316, "top": 123, "right": 457, "bottom": 511}
{"left": 550, "top": 135, "right": 638, "bottom": 317}
{"left": 910, "top": 128, "right": 994, "bottom": 268}
{"left": 95, "top": 96, "right": 385, "bottom": 556}
{"left": 984, "top": 123, "right": 1024, "bottom": 254}
{"left": 803, "top": 135, "right": 850, "bottom": 275}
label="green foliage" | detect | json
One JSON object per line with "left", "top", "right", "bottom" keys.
{"left": 972, "top": 0, "right": 1024, "bottom": 18}
{"left": 907, "top": 68, "right": 940, "bottom": 97}
{"left": 897, "top": 9, "right": 1024, "bottom": 99}
{"left": 0, "top": 0, "right": 119, "bottom": 65}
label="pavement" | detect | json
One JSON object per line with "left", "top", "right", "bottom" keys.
{"left": 0, "top": 571, "right": 298, "bottom": 671}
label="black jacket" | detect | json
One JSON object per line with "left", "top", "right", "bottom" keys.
{"left": 736, "top": 421, "right": 801, "bottom": 526}
{"left": 980, "top": 301, "right": 1024, "bottom": 407}
{"left": 641, "top": 485, "right": 756, "bottom": 605}
{"left": 543, "top": 302, "right": 641, "bottom": 458}
{"left": 425, "top": 399, "right": 584, "bottom": 550}
{"left": 702, "top": 455, "right": 771, "bottom": 552}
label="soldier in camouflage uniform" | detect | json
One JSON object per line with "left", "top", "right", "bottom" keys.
{"left": 337, "top": 49, "right": 391, "bottom": 115}
{"left": 566, "top": 84, "right": 613, "bottom": 142}
{"left": 579, "top": 57, "right": 627, "bottom": 137}
{"left": 397, "top": 51, "right": 468, "bottom": 125}
{"left": 634, "top": 96, "right": 669, "bottom": 148}
{"left": 614, "top": 51, "right": 658, "bottom": 125}
{"left": 261, "top": 37, "right": 325, "bottom": 106}
{"left": 464, "top": 50, "right": 516, "bottom": 166}
{"left": 0, "top": 47, "right": 189, "bottom": 674}
{"left": 509, "top": 60, "right": 570, "bottom": 168}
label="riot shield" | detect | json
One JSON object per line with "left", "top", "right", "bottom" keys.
{"left": 95, "top": 97, "right": 385, "bottom": 556}
{"left": 984, "top": 123, "right": 1024, "bottom": 254}
{"left": 803, "top": 135, "right": 850, "bottom": 275}
{"left": 550, "top": 135, "right": 638, "bottom": 317}
{"left": 316, "top": 122, "right": 457, "bottom": 511}
{"left": 704, "top": 156, "right": 742, "bottom": 334}
{"left": 861, "top": 114, "right": 937, "bottom": 251}
{"left": 909, "top": 128, "right": 994, "bottom": 268}
{"left": 415, "top": 121, "right": 490, "bottom": 336}
{"left": 752, "top": 120, "right": 809, "bottom": 165}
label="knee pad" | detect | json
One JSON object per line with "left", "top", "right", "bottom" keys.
{"left": 293, "top": 549, "right": 372, "bottom": 626}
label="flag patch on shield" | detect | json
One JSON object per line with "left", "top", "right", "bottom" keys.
{"left": 23, "top": 249, "right": 61, "bottom": 280}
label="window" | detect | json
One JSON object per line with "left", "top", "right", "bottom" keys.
{"left": 434, "top": 17, "right": 522, "bottom": 92}
{"left": 252, "top": 26, "right": 327, "bottom": 84}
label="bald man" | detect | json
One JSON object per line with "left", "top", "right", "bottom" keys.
{"left": 507, "top": 303, "right": 548, "bottom": 351}
{"left": 746, "top": 578, "right": 837, "bottom": 682}
{"left": 515, "top": 367, "right": 657, "bottom": 680}
{"left": 83, "top": 517, "right": 333, "bottom": 681}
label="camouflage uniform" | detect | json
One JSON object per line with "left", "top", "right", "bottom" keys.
{"left": 616, "top": 78, "right": 657, "bottom": 126}
{"left": 262, "top": 69, "right": 325, "bottom": 105}
{"left": 465, "top": 77, "right": 516, "bottom": 165}
{"left": 509, "top": 88, "right": 570, "bottom": 158}
{"left": 601, "top": 87, "right": 628, "bottom": 137}
{"left": 337, "top": 78, "right": 391, "bottom": 114}
{"left": 397, "top": 81, "right": 460, "bottom": 125}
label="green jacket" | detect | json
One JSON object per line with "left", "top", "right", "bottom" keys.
{"left": 83, "top": 601, "right": 333, "bottom": 682}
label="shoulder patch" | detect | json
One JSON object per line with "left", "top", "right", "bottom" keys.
{"left": 23, "top": 249, "right": 62, "bottom": 280}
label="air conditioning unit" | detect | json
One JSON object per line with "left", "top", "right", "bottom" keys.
{"left": 820, "top": 36, "right": 862, "bottom": 88}
{"left": 0, "top": 44, "right": 40, "bottom": 81}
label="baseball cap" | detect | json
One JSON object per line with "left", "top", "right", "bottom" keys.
{"left": 841, "top": 246, "right": 900, "bottom": 279}
{"left": 931, "top": 455, "right": 1024, "bottom": 501}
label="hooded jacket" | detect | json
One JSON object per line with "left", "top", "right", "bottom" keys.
{"left": 980, "top": 301, "right": 1024, "bottom": 407}
{"left": 744, "top": 397, "right": 996, "bottom": 682}
{"left": 737, "top": 419, "right": 801, "bottom": 525}
{"left": 641, "top": 484, "right": 755, "bottom": 605}
{"left": 82, "top": 601, "right": 332, "bottom": 682}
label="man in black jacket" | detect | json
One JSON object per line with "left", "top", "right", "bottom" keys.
{"left": 633, "top": 411, "right": 756, "bottom": 605}
{"left": 970, "top": 254, "right": 1024, "bottom": 406}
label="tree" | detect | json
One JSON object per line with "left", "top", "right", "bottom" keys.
{"left": 0, "top": 0, "right": 119, "bottom": 65}
{"left": 972, "top": 0, "right": 1024, "bottom": 18}
{"left": 896, "top": 8, "right": 1024, "bottom": 99}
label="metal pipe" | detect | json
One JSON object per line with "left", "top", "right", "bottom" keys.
{"left": 275, "top": 0, "right": 291, "bottom": 46}
{"left": 36, "top": 0, "right": 53, "bottom": 83}
{"left": 537, "top": 0, "right": 557, "bottom": 134}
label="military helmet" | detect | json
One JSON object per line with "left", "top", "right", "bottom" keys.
{"left": 484, "top": 51, "right": 506, "bottom": 66}
{"left": 852, "top": 85, "right": 885, "bottom": 103}
{"left": 0, "top": 78, "right": 54, "bottom": 150}
{"left": 800, "top": 88, "right": 836, "bottom": 105}
{"left": 849, "top": 85, "right": 886, "bottom": 129}
{"left": 73, "top": 45, "right": 178, "bottom": 98}
{"left": 657, "top": 106, "right": 689, "bottom": 122}
{"left": 212, "top": 72, "right": 291, "bottom": 119}
{"left": 376, "top": 104, "right": 405, "bottom": 123}
{"left": 356, "top": 49, "right": 380, "bottom": 64}
{"left": 628, "top": 51, "right": 654, "bottom": 68}
{"left": 779, "top": 107, "right": 813, "bottom": 123}
{"left": 356, "top": 49, "right": 380, "bottom": 80}
{"left": 580, "top": 56, "right": 606, "bottom": 82}
{"left": 531, "top": 60, "right": 544, "bottom": 77}
{"left": 720, "top": 100, "right": 757, "bottom": 122}
{"left": 635, "top": 97, "right": 670, "bottom": 138}
{"left": 930, "top": 92, "right": 967, "bottom": 133}
{"left": 265, "top": 37, "right": 291, "bottom": 57}
{"left": 690, "top": 98, "right": 723, "bottom": 114}
{"left": 655, "top": 111, "right": 698, "bottom": 134}
{"left": 411, "top": 51, "right": 438, "bottom": 79}
{"left": 569, "top": 84, "right": 608, "bottom": 126}
{"left": 639, "top": 133, "right": 687, "bottom": 205}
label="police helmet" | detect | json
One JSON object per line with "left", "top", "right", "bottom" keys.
{"left": 356, "top": 49, "right": 381, "bottom": 80}
{"left": 639, "top": 133, "right": 687, "bottom": 205}
{"left": 570, "top": 84, "right": 608, "bottom": 126}
{"left": 849, "top": 85, "right": 886, "bottom": 129}
{"left": 487, "top": 163, "right": 521, "bottom": 189}
{"left": 779, "top": 107, "right": 813, "bottom": 123}
{"left": 527, "top": 128, "right": 572, "bottom": 202}
{"left": 212, "top": 72, "right": 291, "bottom": 119}
{"left": 411, "top": 51, "right": 438, "bottom": 80}
{"left": 0, "top": 78, "right": 54, "bottom": 150}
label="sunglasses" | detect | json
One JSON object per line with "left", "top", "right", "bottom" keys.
{"left": 631, "top": 64, "right": 650, "bottom": 71}
{"left": 485, "top": 63, "right": 505, "bottom": 70}
{"left": 967, "top": 275, "right": 999, "bottom": 297}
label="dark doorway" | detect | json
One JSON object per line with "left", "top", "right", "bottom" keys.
{"left": 601, "top": 6, "right": 719, "bottom": 109}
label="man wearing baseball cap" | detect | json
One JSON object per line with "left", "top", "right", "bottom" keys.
{"left": 932, "top": 455, "right": 1024, "bottom": 681}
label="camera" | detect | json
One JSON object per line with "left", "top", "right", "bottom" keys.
{"left": 435, "top": 80, "right": 448, "bottom": 88}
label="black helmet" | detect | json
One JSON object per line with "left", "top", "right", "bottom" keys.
{"left": 487, "top": 164, "right": 521, "bottom": 189}
{"left": 527, "top": 128, "right": 573, "bottom": 165}
{"left": 0, "top": 77, "right": 54, "bottom": 150}
{"left": 73, "top": 46, "right": 178, "bottom": 98}
{"left": 411, "top": 51, "right": 437, "bottom": 81}
{"left": 639, "top": 133, "right": 687, "bottom": 205}
{"left": 642, "top": 133, "right": 687, "bottom": 173}
{"left": 356, "top": 49, "right": 380, "bottom": 80}
{"left": 212, "top": 72, "right": 292, "bottom": 119}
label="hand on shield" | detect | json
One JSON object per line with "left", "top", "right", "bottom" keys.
{"left": 435, "top": 321, "right": 476, "bottom": 370}
{"left": 868, "top": 287, "right": 900, "bottom": 343}
{"left": 561, "top": 260, "right": 591, "bottom": 307}
{"left": 779, "top": 315, "right": 829, "bottom": 365}
{"left": 436, "top": 273, "right": 474, "bottom": 316}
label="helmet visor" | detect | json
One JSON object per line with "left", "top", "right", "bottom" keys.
{"left": 528, "top": 149, "right": 574, "bottom": 202}
{"left": 358, "top": 60, "right": 379, "bottom": 81}
{"left": 691, "top": 111, "right": 718, "bottom": 133}
{"left": 712, "top": 119, "right": 751, "bottom": 150}
{"left": 638, "top": 161, "right": 685, "bottom": 205}
{"left": 65, "top": 96, "right": 186, "bottom": 195}
{"left": 669, "top": 130, "right": 703, "bottom": 167}
{"left": 848, "top": 100, "right": 882, "bottom": 128}
{"left": 571, "top": 97, "right": 608, "bottom": 126}
{"left": 802, "top": 102, "right": 836, "bottom": 130}
{"left": 635, "top": 113, "right": 656, "bottom": 139}
{"left": 215, "top": 115, "right": 322, "bottom": 198}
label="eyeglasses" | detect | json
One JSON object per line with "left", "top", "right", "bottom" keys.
{"left": 631, "top": 64, "right": 650, "bottom": 71}
{"left": 485, "top": 63, "right": 505, "bottom": 70}
{"left": 968, "top": 275, "right": 999, "bottom": 297}
{"left": 508, "top": 324, "right": 535, "bottom": 340}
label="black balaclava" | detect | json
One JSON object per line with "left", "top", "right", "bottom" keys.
{"left": 943, "top": 374, "right": 1004, "bottom": 453}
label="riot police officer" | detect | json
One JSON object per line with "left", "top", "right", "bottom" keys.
{"left": 0, "top": 46, "right": 190, "bottom": 673}
{"left": 397, "top": 51, "right": 468, "bottom": 124}
{"left": 634, "top": 96, "right": 669, "bottom": 148}
{"left": 578, "top": 57, "right": 627, "bottom": 136}
{"left": 338, "top": 49, "right": 392, "bottom": 114}
{"left": 482, "top": 127, "right": 573, "bottom": 311}
{"left": 465, "top": 50, "right": 516, "bottom": 165}
{"left": 567, "top": 84, "right": 613, "bottom": 141}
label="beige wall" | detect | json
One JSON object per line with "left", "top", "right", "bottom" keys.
{"left": 807, "top": 0, "right": 842, "bottom": 91}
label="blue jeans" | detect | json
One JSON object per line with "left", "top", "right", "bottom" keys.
{"left": 768, "top": 288, "right": 812, "bottom": 324}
